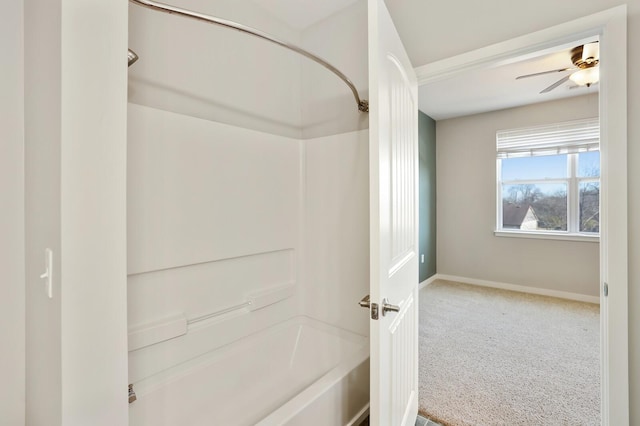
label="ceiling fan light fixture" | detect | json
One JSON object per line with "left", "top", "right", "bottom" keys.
{"left": 569, "top": 67, "right": 599, "bottom": 87}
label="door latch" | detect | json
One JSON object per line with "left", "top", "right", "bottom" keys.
{"left": 128, "top": 384, "right": 137, "bottom": 403}
{"left": 359, "top": 295, "right": 379, "bottom": 320}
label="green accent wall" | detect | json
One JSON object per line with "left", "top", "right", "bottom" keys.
{"left": 419, "top": 111, "right": 436, "bottom": 282}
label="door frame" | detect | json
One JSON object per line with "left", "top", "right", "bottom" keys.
{"left": 414, "top": 6, "right": 628, "bottom": 425}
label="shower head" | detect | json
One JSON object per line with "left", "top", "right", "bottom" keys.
{"left": 128, "top": 49, "right": 139, "bottom": 67}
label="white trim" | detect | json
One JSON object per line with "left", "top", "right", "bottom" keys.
{"left": 418, "top": 274, "right": 439, "bottom": 290}
{"left": 434, "top": 274, "right": 600, "bottom": 305}
{"left": 494, "top": 230, "right": 599, "bottom": 243}
{"left": 569, "top": 153, "right": 579, "bottom": 233}
{"left": 346, "top": 404, "right": 370, "bottom": 426}
{"left": 414, "top": 6, "right": 626, "bottom": 86}
{"left": 501, "top": 178, "right": 574, "bottom": 185}
{"left": 414, "top": 6, "right": 628, "bottom": 424}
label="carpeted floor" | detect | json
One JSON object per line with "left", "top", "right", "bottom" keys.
{"left": 418, "top": 280, "right": 600, "bottom": 426}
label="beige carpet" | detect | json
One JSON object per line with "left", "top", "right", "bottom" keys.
{"left": 418, "top": 280, "right": 600, "bottom": 426}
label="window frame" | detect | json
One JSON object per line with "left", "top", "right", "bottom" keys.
{"left": 495, "top": 151, "right": 600, "bottom": 242}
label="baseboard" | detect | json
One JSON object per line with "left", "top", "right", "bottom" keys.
{"left": 419, "top": 274, "right": 439, "bottom": 290}
{"left": 433, "top": 274, "right": 600, "bottom": 304}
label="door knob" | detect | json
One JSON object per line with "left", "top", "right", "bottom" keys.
{"left": 382, "top": 298, "right": 400, "bottom": 316}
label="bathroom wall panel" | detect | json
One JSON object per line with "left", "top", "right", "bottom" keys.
{"left": 302, "top": 129, "right": 370, "bottom": 337}
{"left": 128, "top": 103, "right": 300, "bottom": 275}
{"left": 127, "top": 103, "right": 302, "bottom": 382}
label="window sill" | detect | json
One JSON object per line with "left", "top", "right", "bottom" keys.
{"left": 494, "top": 230, "right": 599, "bottom": 243}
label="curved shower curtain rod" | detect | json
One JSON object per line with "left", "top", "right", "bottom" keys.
{"left": 129, "top": 0, "right": 369, "bottom": 113}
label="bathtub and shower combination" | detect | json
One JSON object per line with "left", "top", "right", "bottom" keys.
{"left": 127, "top": 0, "right": 371, "bottom": 424}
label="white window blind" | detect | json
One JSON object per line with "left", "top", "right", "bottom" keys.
{"left": 496, "top": 117, "right": 599, "bottom": 158}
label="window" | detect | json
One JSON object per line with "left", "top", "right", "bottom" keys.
{"left": 496, "top": 118, "right": 600, "bottom": 240}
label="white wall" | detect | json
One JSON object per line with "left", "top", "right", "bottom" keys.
{"left": 25, "top": 0, "right": 129, "bottom": 424}
{"left": 25, "top": 0, "right": 63, "bottom": 421}
{"left": 0, "top": 1, "right": 25, "bottom": 424}
{"left": 437, "top": 94, "right": 599, "bottom": 296}
{"left": 128, "top": 0, "right": 303, "bottom": 138}
{"left": 384, "top": 2, "right": 640, "bottom": 418}
{"left": 59, "top": 2, "right": 129, "bottom": 424}
{"left": 301, "top": 0, "right": 369, "bottom": 139}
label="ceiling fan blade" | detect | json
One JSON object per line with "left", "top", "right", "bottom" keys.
{"left": 516, "top": 68, "right": 574, "bottom": 79}
{"left": 540, "top": 75, "right": 571, "bottom": 94}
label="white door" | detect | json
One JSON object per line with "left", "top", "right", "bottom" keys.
{"left": 367, "top": 0, "right": 419, "bottom": 424}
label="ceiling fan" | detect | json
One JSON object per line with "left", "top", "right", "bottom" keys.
{"left": 516, "top": 42, "right": 600, "bottom": 94}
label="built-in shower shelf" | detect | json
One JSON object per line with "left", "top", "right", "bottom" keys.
{"left": 128, "top": 282, "right": 295, "bottom": 351}
{"left": 247, "top": 282, "right": 296, "bottom": 311}
{"left": 128, "top": 314, "right": 187, "bottom": 352}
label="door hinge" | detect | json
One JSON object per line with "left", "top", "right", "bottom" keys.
{"left": 603, "top": 282, "right": 608, "bottom": 297}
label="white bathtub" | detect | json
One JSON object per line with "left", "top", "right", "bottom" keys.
{"left": 129, "top": 316, "right": 370, "bottom": 426}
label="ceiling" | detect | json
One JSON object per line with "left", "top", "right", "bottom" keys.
{"left": 168, "top": 1, "right": 600, "bottom": 122}
{"left": 418, "top": 38, "right": 600, "bottom": 120}
{"left": 248, "top": 1, "right": 601, "bottom": 121}
{"left": 249, "top": 0, "right": 359, "bottom": 30}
